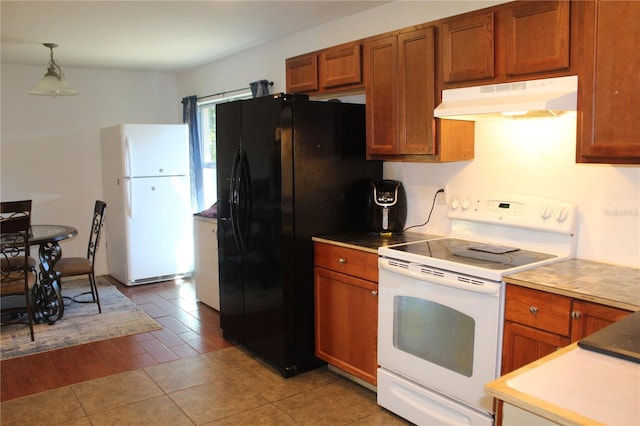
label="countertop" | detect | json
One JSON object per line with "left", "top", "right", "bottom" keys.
{"left": 485, "top": 342, "right": 640, "bottom": 425}
{"left": 314, "top": 233, "right": 639, "bottom": 311}
{"left": 504, "top": 259, "right": 640, "bottom": 311}
{"left": 193, "top": 214, "right": 217, "bottom": 224}
{"left": 312, "top": 231, "right": 442, "bottom": 254}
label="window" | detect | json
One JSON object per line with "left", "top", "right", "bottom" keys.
{"left": 197, "top": 92, "right": 251, "bottom": 208}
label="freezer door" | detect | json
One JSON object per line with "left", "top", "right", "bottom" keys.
{"left": 122, "top": 124, "right": 189, "bottom": 177}
{"left": 124, "top": 175, "right": 193, "bottom": 282}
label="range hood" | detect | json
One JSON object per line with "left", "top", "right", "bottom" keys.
{"left": 435, "top": 75, "right": 577, "bottom": 121}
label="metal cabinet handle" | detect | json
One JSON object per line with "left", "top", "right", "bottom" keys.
{"left": 571, "top": 311, "right": 582, "bottom": 319}
{"left": 338, "top": 258, "right": 346, "bottom": 264}
{"left": 372, "top": 290, "right": 378, "bottom": 296}
{"left": 529, "top": 306, "right": 538, "bottom": 315}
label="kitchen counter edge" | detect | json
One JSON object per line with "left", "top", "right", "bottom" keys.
{"left": 312, "top": 232, "right": 442, "bottom": 255}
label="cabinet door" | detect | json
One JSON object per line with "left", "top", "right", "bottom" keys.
{"left": 441, "top": 12, "right": 495, "bottom": 83}
{"left": 286, "top": 53, "right": 318, "bottom": 93}
{"left": 364, "top": 35, "right": 398, "bottom": 156}
{"left": 577, "top": 1, "right": 640, "bottom": 163}
{"left": 502, "top": 321, "right": 570, "bottom": 375}
{"left": 398, "top": 27, "right": 435, "bottom": 155}
{"left": 315, "top": 267, "right": 378, "bottom": 385}
{"left": 570, "top": 300, "right": 631, "bottom": 342}
{"left": 504, "top": 0, "right": 570, "bottom": 76}
{"left": 319, "top": 42, "right": 362, "bottom": 89}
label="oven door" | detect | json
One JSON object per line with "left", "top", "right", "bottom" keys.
{"left": 378, "top": 258, "right": 504, "bottom": 416}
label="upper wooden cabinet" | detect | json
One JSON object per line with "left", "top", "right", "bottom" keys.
{"left": 504, "top": 1, "right": 570, "bottom": 76}
{"left": 441, "top": 1, "right": 571, "bottom": 86}
{"left": 286, "top": 54, "right": 318, "bottom": 93}
{"left": 318, "top": 42, "right": 362, "bottom": 89}
{"left": 286, "top": 41, "right": 363, "bottom": 95}
{"left": 575, "top": 0, "right": 640, "bottom": 164}
{"left": 441, "top": 13, "right": 495, "bottom": 84}
{"left": 364, "top": 27, "right": 474, "bottom": 161}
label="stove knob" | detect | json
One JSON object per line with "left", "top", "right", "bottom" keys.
{"left": 450, "top": 198, "right": 460, "bottom": 210}
{"left": 541, "top": 205, "right": 553, "bottom": 220}
{"left": 556, "top": 207, "right": 568, "bottom": 223}
{"left": 461, "top": 199, "right": 471, "bottom": 210}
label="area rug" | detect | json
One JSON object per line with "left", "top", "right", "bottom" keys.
{"left": 0, "top": 276, "right": 162, "bottom": 360}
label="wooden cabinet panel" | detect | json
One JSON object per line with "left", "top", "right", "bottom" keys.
{"left": 315, "top": 267, "right": 378, "bottom": 385}
{"left": 576, "top": 0, "right": 640, "bottom": 163}
{"left": 314, "top": 242, "right": 378, "bottom": 283}
{"left": 504, "top": 0, "right": 570, "bottom": 76}
{"left": 570, "top": 300, "right": 631, "bottom": 342}
{"left": 398, "top": 27, "right": 435, "bottom": 155}
{"left": 319, "top": 42, "right": 362, "bottom": 89}
{"left": 365, "top": 27, "right": 472, "bottom": 161}
{"left": 364, "top": 35, "right": 398, "bottom": 157}
{"left": 441, "top": 12, "right": 495, "bottom": 83}
{"left": 502, "top": 321, "right": 570, "bottom": 374}
{"left": 504, "top": 285, "right": 572, "bottom": 336}
{"left": 286, "top": 41, "right": 363, "bottom": 95}
{"left": 286, "top": 54, "right": 318, "bottom": 93}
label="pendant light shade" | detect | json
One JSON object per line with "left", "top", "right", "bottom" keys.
{"left": 29, "top": 43, "right": 77, "bottom": 96}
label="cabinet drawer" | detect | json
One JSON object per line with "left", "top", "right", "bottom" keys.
{"left": 505, "top": 285, "right": 571, "bottom": 336}
{"left": 314, "top": 242, "right": 378, "bottom": 282}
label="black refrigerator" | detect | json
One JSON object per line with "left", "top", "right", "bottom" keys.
{"left": 216, "top": 93, "right": 382, "bottom": 377}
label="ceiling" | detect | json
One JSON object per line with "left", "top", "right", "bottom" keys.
{"left": 1, "top": 1, "right": 387, "bottom": 72}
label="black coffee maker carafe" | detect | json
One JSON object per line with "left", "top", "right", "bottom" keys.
{"left": 366, "top": 180, "right": 407, "bottom": 234}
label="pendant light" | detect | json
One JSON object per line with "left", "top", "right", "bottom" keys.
{"left": 29, "top": 43, "right": 77, "bottom": 96}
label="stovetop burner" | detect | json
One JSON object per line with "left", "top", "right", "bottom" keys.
{"left": 387, "top": 238, "right": 556, "bottom": 271}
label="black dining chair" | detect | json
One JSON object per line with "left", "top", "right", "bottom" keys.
{"left": 0, "top": 200, "right": 36, "bottom": 273}
{"left": 1, "top": 213, "right": 37, "bottom": 341}
{"left": 53, "top": 200, "right": 107, "bottom": 313}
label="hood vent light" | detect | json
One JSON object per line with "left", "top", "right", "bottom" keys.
{"left": 435, "top": 75, "right": 577, "bottom": 121}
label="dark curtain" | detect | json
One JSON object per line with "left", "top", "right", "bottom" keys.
{"left": 182, "top": 95, "right": 204, "bottom": 212}
{"left": 250, "top": 80, "right": 271, "bottom": 98}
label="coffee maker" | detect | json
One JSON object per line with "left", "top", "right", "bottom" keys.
{"left": 366, "top": 180, "right": 407, "bottom": 234}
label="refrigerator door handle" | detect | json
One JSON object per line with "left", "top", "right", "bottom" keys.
{"left": 125, "top": 177, "right": 134, "bottom": 218}
{"left": 124, "top": 137, "right": 132, "bottom": 178}
{"left": 229, "top": 149, "right": 245, "bottom": 253}
{"left": 237, "top": 150, "right": 252, "bottom": 253}
{"left": 124, "top": 137, "right": 134, "bottom": 218}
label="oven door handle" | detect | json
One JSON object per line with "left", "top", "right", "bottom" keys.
{"left": 379, "top": 260, "right": 499, "bottom": 295}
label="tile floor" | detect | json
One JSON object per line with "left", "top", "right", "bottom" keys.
{"left": 1, "top": 277, "right": 412, "bottom": 425}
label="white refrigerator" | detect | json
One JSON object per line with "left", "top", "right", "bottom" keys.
{"left": 101, "top": 124, "right": 194, "bottom": 286}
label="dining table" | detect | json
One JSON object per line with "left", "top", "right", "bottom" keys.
{"left": 29, "top": 224, "right": 78, "bottom": 324}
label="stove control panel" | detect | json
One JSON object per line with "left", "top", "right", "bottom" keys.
{"left": 447, "top": 193, "right": 577, "bottom": 235}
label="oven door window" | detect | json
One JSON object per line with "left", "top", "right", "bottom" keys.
{"left": 394, "top": 296, "right": 474, "bottom": 377}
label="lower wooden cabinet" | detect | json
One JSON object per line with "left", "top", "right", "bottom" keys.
{"left": 314, "top": 242, "right": 378, "bottom": 385}
{"left": 502, "top": 285, "right": 631, "bottom": 375}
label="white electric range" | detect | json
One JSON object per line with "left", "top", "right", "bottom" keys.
{"left": 377, "top": 193, "right": 577, "bottom": 425}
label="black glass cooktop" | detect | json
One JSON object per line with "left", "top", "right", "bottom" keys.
{"left": 388, "top": 238, "right": 556, "bottom": 270}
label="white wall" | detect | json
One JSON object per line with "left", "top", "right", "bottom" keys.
{"left": 386, "top": 115, "right": 640, "bottom": 268}
{"left": 177, "top": 0, "right": 639, "bottom": 268}
{"left": 1, "top": 64, "right": 181, "bottom": 275}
